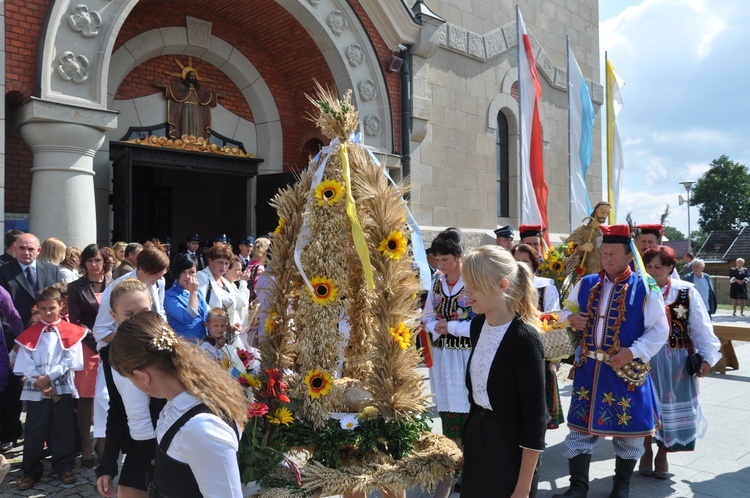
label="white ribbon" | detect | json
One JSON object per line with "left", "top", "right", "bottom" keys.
{"left": 292, "top": 133, "right": 431, "bottom": 293}
{"left": 363, "top": 147, "right": 432, "bottom": 291}
{"left": 294, "top": 139, "right": 340, "bottom": 295}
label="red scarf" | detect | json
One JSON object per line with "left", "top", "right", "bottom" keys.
{"left": 16, "top": 319, "right": 87, "bottom": 351}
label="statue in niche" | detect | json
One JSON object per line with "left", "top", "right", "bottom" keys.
{"left": 156, "top": 57, "right": 224, "bottom": 139}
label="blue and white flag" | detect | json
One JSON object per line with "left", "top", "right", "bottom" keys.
{"left": 567, "top": 41, "right": 595, "bottom": 229}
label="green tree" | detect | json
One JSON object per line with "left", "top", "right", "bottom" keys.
{"left": 663, "top": 226, "right": 685, "bottom": 241}
{"left": 691, "top": 155, "right": 750, "bottom": 232}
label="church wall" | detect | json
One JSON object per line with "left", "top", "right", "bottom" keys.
{"left": 410, "top": 0, "right": 602, "bottom": 236}
{"left": 112, "top": 1, "right": 332, "bottom": 172}
{"left": 4, "top": 0, "right": 48, "bottom": 217}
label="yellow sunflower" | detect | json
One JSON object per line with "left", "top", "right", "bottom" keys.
{"left": 264, "top": 310, "right": 277, "bottom": 334}
{"left": 389, "top": 322, "right": 411, "bottom": 350}
{"left": 307, "top": 276, "right": 338, "bottom": 305}
{"left": 274, "top": 218, "right": 286, "bottom": 235}
{"left": 268, "top": 406, "right": 294, "bottom": 426}
{"left": 565, "top": 242, "right": 575, "bottom": 256}
{"left": 551, "top": 260, "right": 564, "bottom": 272}
{"left": 314, "top": 180, "right": 345, "bottom": 207}
{"left": 378, "top": 230, "right": 408, "bottom": 260}
{"left": 303, "top": 369, "right": 334, "bottom": 399}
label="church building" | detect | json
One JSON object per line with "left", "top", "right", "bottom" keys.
{"left": 1, "top": 0, "right": 602, "bottom": 247}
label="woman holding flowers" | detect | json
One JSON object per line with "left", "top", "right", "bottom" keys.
{"left": 461, "top": 245, "right": 546, "bottom": 497}
{"left": 639, "top": 246, "right": 721, "bottom": 480}
{"left": 512, "top": 243, "right": 564, "bottom": 429}
{"left": 421, "top": 228, "right": 473, "bottom": 497}
{"left": 109, "top": 311, "right": 247, "bottom": 498}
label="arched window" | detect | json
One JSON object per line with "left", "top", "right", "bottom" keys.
{"left": 496, "top": 111, "right": 510, "bottom": 217}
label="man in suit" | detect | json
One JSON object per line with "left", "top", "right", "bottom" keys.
{"left": 0, "top": 233, "right": 62, "bottom": 451}
{"left": 237, "top": 236, "right": 254, "bottom": 271}
{"left": 0, "top": 230, "right": 24, "bottom": 267}
{"left": 175, "top": 234, "right": 206, "bottom": 271}
{"left": 112, "top": 242, "right": 142, "bottom": 279}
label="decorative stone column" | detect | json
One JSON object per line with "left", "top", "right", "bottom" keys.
{"left": 15, "top": 98, "right": 117, "bottom": 248}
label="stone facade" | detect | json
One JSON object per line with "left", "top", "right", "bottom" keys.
{"left": 410, "top": 0, "right": 602, "bottom": 238}
{"left": 1, "top": 0, "right": 600, "bottom": 245}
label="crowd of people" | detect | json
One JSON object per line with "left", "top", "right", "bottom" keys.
{"left": 423, "top": 222, "right": 722, "bottom": 498}
{"left": 0, "top": 230, "right": 266, "bottom": 495}
{"left": 0, "top": 218, "right": 731, "bottom": 497}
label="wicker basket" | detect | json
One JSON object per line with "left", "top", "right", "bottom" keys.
{"left": 539, "top": 327, "right": 577, "bottom": 360}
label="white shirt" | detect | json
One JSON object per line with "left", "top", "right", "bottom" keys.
{"left": 196, "top": 268, "right": 241, "bottom": 326}
{"left": 534, "top": 276, "right": 560, "bottom": 311}
{"left": 663, "top": 279, "right": 722, "bottom": 367}
{"left": 14, "top": 326, "right": 84, "bottom": 401}
{"left": 92, "top": 269, "right": 166, "bottom": 349}
{"left": 422, "top": 274, "right": 471, "bottom": 340}
{"left": 156, "top": 391, "right": 242, "bottom": 498}
{"left": 561, "top": 273, "right": 669, "bottom": 362}
{"left": 469, "top": 320, "right": 511, "bottom": 410}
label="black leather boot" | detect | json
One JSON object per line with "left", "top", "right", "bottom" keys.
{"left": 609, "top": 456, "right": 637, "bottom": 498}
{"left": 552, "top": 454, "right": 591, "bottom": 498}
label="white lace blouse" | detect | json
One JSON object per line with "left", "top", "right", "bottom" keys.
{"left": 469, "top": 320, "right": 512, "bottom": 410}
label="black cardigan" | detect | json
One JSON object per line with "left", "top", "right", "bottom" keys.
{"left": 466, "top": 315, "right": 547, "bottom": 452}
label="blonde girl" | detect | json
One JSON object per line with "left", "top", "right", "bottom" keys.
{"left": 460, "top": 246, "right": 546, "bottom": 498}
{"left": 96, "top": 279, "right": 157, "bottom": 498}
{"left": 110, "top": 311, "right": 246, "bottom": 498}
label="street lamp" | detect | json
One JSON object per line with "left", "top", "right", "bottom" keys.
{"left": 680, "top": 180, "right": 695, "bottom": 252}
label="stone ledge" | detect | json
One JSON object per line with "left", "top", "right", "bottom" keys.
{"left": 435, "top": 21, "right": 603, "bottom": 104}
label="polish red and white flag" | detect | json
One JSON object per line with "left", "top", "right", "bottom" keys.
{"left": 517, "top": 8, "right": 549, "bottom": 248}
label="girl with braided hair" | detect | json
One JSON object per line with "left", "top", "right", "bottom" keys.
{"left": 109, "top": 311, "right": 247, "bottom": 498}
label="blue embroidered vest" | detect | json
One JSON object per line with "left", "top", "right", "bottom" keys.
{"left": 567, "top": 269, "right": 660, "bottom": 436}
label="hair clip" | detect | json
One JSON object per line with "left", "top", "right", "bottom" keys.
{"left": 149, "top": 325, "right": 179, "bottom": 353}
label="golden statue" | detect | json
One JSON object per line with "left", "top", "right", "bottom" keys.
{"left": 156, "top": 57, "right": 224, "bottom": 140}
{"left": 564, "top": 201, "right": 612, "bottom": 276}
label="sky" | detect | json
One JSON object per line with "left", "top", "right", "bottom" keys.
{"left": 597, "top": 0, "right": 750, "bottom": 239}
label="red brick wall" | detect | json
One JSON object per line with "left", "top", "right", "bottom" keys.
{"left": 4, "top": 0, "right": 403, "bottom": 211}
{"left": 115, "top": 56, "right": 254, "bottom": 122}
{"left": 348, "top": 0, "right": 402, "bottom": 155}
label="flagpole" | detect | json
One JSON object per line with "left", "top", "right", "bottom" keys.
{"left": 567, "top": 36, "right": 573, "bottom": 233}
{"left": 516, "top": 5, "right": 523, "bottom": 225}
{"left": 605, "top": 50, "right": 613, "bottom": 224}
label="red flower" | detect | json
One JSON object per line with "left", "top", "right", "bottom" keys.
{"left": 262, "top": 369, "right": 290, "bottom": 402}
{"left": 247, "top": 402, "right": 269, "bottom": 418}
{"left": 575, "top": 266, "right": 585, "bottom": 275}
{"left": 236, "top": 349, "right": 254, "bottom": 368}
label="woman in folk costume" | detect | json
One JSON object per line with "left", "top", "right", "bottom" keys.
{"left": 512, "top": 243, "right": 564, "bottom": 429}
{"left": 640, "top": 246, "right": 721, "bottom": 479}
{"left": 421, "top": 227, "right": 473, "bottom": 497}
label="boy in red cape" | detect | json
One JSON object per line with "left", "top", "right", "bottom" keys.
{"left": 14, "top": 286, "right": 86, "bottom": 491}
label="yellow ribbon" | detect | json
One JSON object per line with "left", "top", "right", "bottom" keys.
{"left": 340, "top": 143, "right": 375, "bottom": 290}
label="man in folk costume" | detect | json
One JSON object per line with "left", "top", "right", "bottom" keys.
{"left": 555, "top": 224, "right": 669, "bottom": 498}
{"left": 634, "top": 224, "right": 679, "bottom": 280}
{"left": 518, "top": 224, "right": 544, "bottom": 257}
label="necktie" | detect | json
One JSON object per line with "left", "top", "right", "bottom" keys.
{"left": 26, "top": 266, "right": 38, "bottom": 295}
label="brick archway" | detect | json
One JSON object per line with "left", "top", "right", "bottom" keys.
{"left": 39, "top": 0, "right": 393, "bottom": 151}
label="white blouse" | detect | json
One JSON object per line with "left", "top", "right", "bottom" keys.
{"left": 156, "top": 391, "right": 242, "bottom": 498}
{"left": 469, "top": 320, "right": 512, "bottom": 410}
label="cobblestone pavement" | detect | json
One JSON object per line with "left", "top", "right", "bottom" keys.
{"left": 1, "top": 309, "right": 748, "bottom": 497}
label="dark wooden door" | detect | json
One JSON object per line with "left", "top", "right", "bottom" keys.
{"left": 111, "top": 148, "right": 133, "bottom": 243}
{"left": 255, "top": 172, "right": 299, "bottom": 237}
